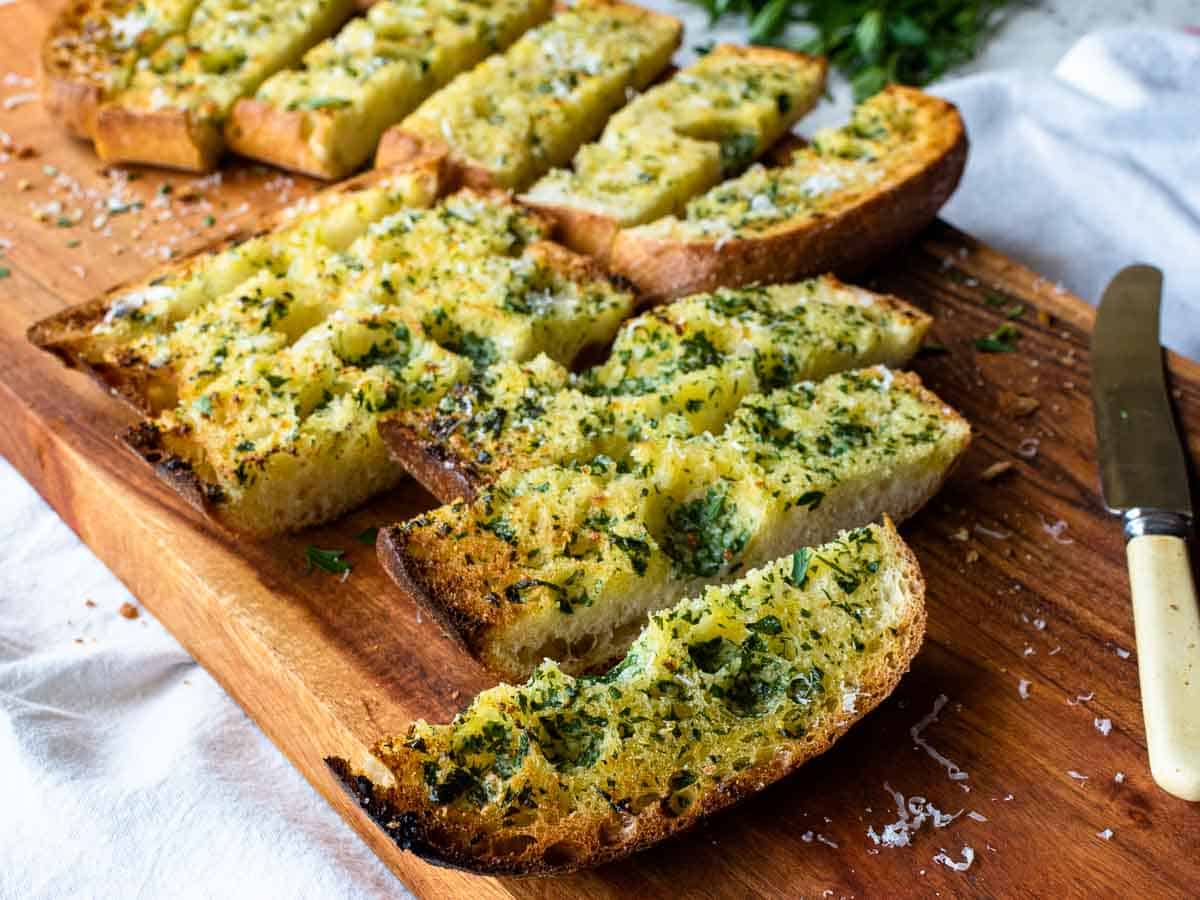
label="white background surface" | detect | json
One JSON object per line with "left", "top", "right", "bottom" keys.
{"left": 2, "top": 2, "right": 1198, "bottom": 898}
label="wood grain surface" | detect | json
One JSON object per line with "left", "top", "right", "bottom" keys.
{"left": 3, "top": 2, "right": 1199, "bottom": 896}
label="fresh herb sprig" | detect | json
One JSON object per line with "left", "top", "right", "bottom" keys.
{"left": 685, "top": 1, "right": 1015, "bottom": 100}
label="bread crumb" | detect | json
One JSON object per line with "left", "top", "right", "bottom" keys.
{"left": 1000, "top": 392, "right": 1040, "bottom": 417}
{"left": 119, "top": 602, "right": 139, "bottom": 620}
{"left": 84, "top": 598, "right": 96, "bottom": 608}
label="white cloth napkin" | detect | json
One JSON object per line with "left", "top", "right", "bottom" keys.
{"left": 2, "top": 22, "right": 1198, "bottom": 900}
{"left": 935, "top": 27, "right": 1200, "bottom": 360}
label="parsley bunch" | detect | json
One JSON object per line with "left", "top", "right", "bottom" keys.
{"left": 688, "top": 0, "right": 1015, "bottom": 100}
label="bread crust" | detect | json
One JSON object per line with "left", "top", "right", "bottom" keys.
{"left": 333, "top": 518, "right": 926, "bottom": 876}
{"left": 94, "top": 103, "right": 226, "bottom": 172}
{"left": 225, "top": 97, "right": 347, "bottom": 180}
{"left": 611, "top": 87, "right": 969, "bottom": 303}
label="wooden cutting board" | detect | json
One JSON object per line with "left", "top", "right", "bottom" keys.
{"left": 3, "top": 3, "right": 1199, "bottom": 896}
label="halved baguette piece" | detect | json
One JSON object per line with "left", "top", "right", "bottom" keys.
{"left": 92, "top": 0, "right": 358, "bottom": 171}
{"left": 335, "top": 518, "right": 925, "bottom": 875}
{"left": 611, "top": 85, "right": 969, "bottom": 302}
{"left": 380, "top": 367, "right": 969, "bottom": 680}
{"left": 227, "top": 0, "right": 552, "bottom": 180}
{"left": 379, "top": 276, "right": 930, "bottom": 503}
{"left": 375, "top": 0, "right": 682, "bottom": 190}
{"left": 521, "top": 45, "right": 827, "bottom": 261}
{"left": 41, "top": 0, "right": 201, "bottom": 138}
{"left": 30, "top": 172, "right": 634, "bottom": 536}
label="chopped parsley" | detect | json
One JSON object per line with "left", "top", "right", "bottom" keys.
{"left": 305, "top": 546, "right": 351, "bottom": 576}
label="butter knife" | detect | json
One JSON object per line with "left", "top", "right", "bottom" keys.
{"left": 1091, "top": 264, "right": 1200, "bottom": 801}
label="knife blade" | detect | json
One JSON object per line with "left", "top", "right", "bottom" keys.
{"left": 1091, "top": 263, "right": 1200, "bottom": 802}
{"left": 1092, "top": 264, "right": 1192, "bottom": 521}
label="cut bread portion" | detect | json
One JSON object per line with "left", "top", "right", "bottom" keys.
{"left": 30, "top": 172, "right": 634, "bottom": 536}
{"left": 335, "top": 518, "right": 925, "bottom": 875}
{"left": 611, "top": 85, "right": 968, "bottom": 301}
{"left": 227, "top": 0, "right": 552, "bottom": 180}
{"left": 41, "top": 0, "right": 201, "bottom": 138}
{"left": 375, "top": 0, "right": 682, "bottom": 190}
{"left": 380, "top": 367, "right": 969, "bottom": 680}
{"left": 380, "top": 276, "right": 930, "bottom": 503}
{"left": 92, "top": 0, "right": 358, "bottom": 171}
{"left": 521, "top": 45, "right": 827, "bottom": 260}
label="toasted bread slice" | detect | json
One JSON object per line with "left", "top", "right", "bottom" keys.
{"left": 380, "top": 276, "right": 930, "bottom": 503}
{"left": 227, "top": 0, "right": 552, "bottom": 180}
{"left": 335, "top": 518, "right": 925, "bottom": 875}
{"left": 610, "top": 86, "right": 968, "bottom": 301}
{"left": 375, "top": 0, "right": 682, "bottom": 190}
{"left": 521, "top": 46, "right": 827, "bottom": 261}
{"left": 30, "top": 172, "right": 634, "bottom": 536}
{"left": 380, "top": 367, "right": 968, "bottom": 680}
{"left": 92, "top": 0, "right": 358, "bottom": 171}
{"left": 41, "top": 0, "right": 201, "bottom": 138}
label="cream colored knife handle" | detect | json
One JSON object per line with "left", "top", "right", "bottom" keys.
{"left": 1127, "top": 533, "right": 1200, "bottom": 801}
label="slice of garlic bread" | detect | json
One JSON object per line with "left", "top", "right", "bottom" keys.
{"left": 227, "top": 0, "right": 552, "bottom": 180}
{"left": 380, "top": 276, "right": 930, "bottom": 503}
{"left": 30, "top": 171, "right": 634, "bottom": 536}
{"left": 380, "top": 367, "right": 968, "bottom": 679}
{"left": 375, "top": 0, "right": 682, "bottom": 190}
{"left": 521, "top": 45, "right": 827, "bottom": 261}
{"left": 41, "top": 0, "right": 202, "bottom": 138}
{"left": 336, "top": 518, "right": 925, "bottom": 875}
{"left": 611, "top": 86, "right": 968, "bottom": 301}
{"left": 92, "top": 0, "right": 358, "bottom": 171}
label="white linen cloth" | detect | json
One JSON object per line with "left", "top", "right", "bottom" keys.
{"left": 2, "top": 17, "right": 1198, "bottom": 900}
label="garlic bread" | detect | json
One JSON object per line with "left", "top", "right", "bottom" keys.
{"left": 611, "top": 86, "right": 968, "bottom": 301}
{"left": 227, "top": 0, "right": 552, "bottom": 180}
{"left": 335, "top": 518, "right": 925, "bottom": 875}
{"left": 522, "top": 45, "right": 827, "bottom": 260}
{"left": 380, "top": 276, "right": 930, "bottom": 503}
{"left": 380, "top": 367, "right": 968, "bottom": 680}
{"left": 375, "top": 0, "right": 682, "bottom": 190}
{"left": 30, "top": 169, "right": 634, "bottom": 536}
{"left": 41, "top": 0, "right": 201, "bottom": 138}
{"left": 91, "top": 0, "right": 358, "bottom": 171}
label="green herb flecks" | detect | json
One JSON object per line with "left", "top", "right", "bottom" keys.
{"left": 306, "top": 546, "right": 351, "bottom": 576}
{"left": 974, "top": 322, "right": 1020, "bottom": 352}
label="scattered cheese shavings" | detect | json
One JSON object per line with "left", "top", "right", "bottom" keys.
{"left": 1067, "top": 692, "right": 1094, "bottom": 706}
{"left": 1017, "top": 679, "right": 1031, "bottom": 699}
{"left": 911, "top": 695, "right": 969, "bottom": 782}
{"left": 1094, "top": 718, "right": 1112, "bottom": 736}
{"left": 934, "top": 846, "right": 975, "bottom": 872}
{"left": 1097, "top": 828, "right": 1113, "bottom": 841}
{"left": 1049, "top": 645, "right": 1062, "bottom": 655}
{"left": 1068, "top": 770, "right": 1089, "bottom": 782}
{"left": 1114, "top": 772, "right": 1125, "bottom": 784}
{"left": 967, "top": 811, "right": 988, "bottom": 823}
{"left": 1016, "top": 437, "right": 1040, "bottom": 459}
{"left": 867, "top": 783, "right": 963, "bottom": 848}
{"left": 1114, "top": 646, "right": 1131, "bottom": 660}
{"left": 1032, "top": 617, "right": 1046, "bottom": 630}
{"left": 1041, "top": 516, "right": 1074, "bottom": 544}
